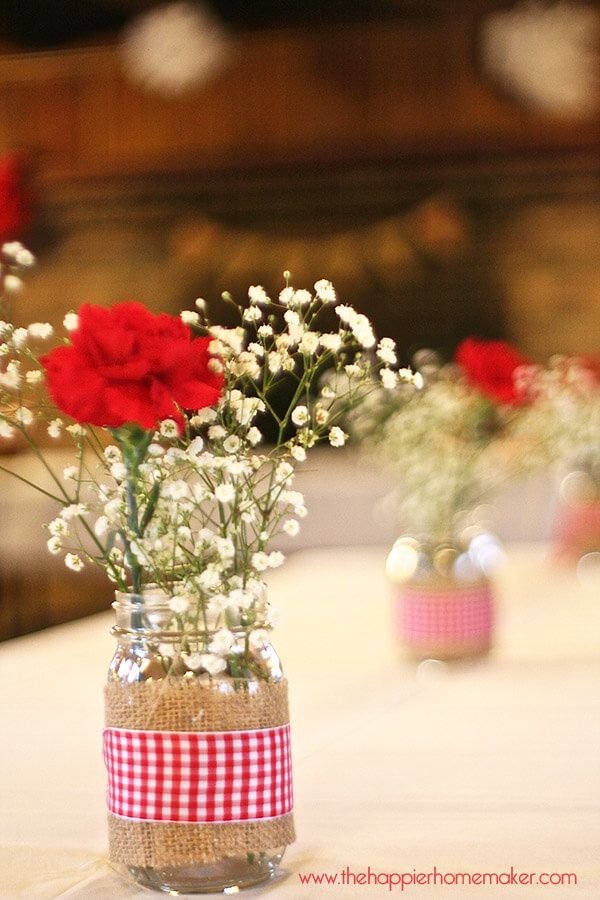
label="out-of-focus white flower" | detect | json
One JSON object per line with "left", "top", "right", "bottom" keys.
{"left": 94, "top": 515, "right": 110, "bottom": 537}
{"left": 63, "top": 465, "right": 79, "bottom": 481}
{"left": 223, "top": 434, "right": 241, "bottom": 454}
{"left": 3, "top": 275, "right": 23, "bottom": 294}
{"left": 181, "top": 309, "right": 200, "bottom": 327}
{"left": 251, "top": 551, "right": 270, "bottom": 572}
{"left": 199, "top": 653, "right": 228, "bottom": 675}
{"left": 121, "top": 1, "right": 230, "bottom": 97}
{"left": 63, "top": 313, "right": 79, "bottom": 331}
{"left": 0, "top": 420, "right": 15, "bottom": 439}
{"left": 377, "top": 337, "right": 397, "bottom": 366}
{"left": 249, "top": 628, "right": 270, "bottom": 649}
{"left": 11, "top": 327, "right": 28, "bottom": 349}
{"left": 208, "top": 628, "right": 236, "bottom": 655}
{"left": 329, "top": 426, "right": 346, "bottom": 447}
{"left": 215, "top": 483, "right": 235, "bottom": 504}
{"left": 47, "top": 419, "right": 63, "bottom": 439}
{"left": 247, "top": 426, "right": 262, "bottom": 446}
{"left": 27, "top": 323, "right": 53, "bottom": 340}
{"left": 291, "top": 445, "right": 306, "bottom": 462}
{"left": 169, "top": 596, "right": 190, "bottom": 615}
{"left": 299, "top": 332, "right": 319, "bottom": 355}
{"left": 314, "top": 279, "right": 337, "bottom": 303}
{"left": 282, "top": 518, "right": 300, "bottom": 536}
{"left": 381, "top": 368, "right": 398, "bottom": 390}
{"left": 25, "top": 370, "right": 43, "bottom": 385}
{"left": 319, "top": 333, "right": 342, "bottom": 353}
{"left": 257, "top": 324, "right": 273, "bottom": 338}
{"left": 47, "top": 536, "right": 62, "bottom": 555}
{"left": 249, "top": 285, "right": 269, "bottom": 305}
{"left": 268, "top": 550, "right": 285, "bottom": 568}
{"left": 243, "top": 305, "right": 262, "bottom": 323}
{"left": 14, "top": 407, "right": 33, "bottom": 426}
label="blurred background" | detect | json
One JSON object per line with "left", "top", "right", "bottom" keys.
{"left": 0, "top": 0, "right": 599, "bottom": 638}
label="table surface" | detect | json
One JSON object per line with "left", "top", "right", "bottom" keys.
{"left": 1, "top": 544, "right": 599, "bottom": 899}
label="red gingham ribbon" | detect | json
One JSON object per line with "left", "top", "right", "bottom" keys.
{"left": 103, "top": 724, "right": 293, "bottom": 823}
{"left": 396, "top": 583, "right": 494, "bottom": 644}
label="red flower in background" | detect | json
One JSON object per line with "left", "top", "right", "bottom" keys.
{"left": 0, "top": 153, "right": 32, "bottom": 242}
{"left": 455, "top": 337, "right": 530, "bottom": 406}
{"left": 42, "top": 302, "right": 223, "bottom": 430}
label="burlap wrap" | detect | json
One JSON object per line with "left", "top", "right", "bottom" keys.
{"left": 104, "top": 677, "right": 295, "bottom": 867}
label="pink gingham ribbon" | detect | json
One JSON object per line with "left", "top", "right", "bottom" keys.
{"left": 396, "top": 583, "right": 494, "bottom": 644}
{"left": 103, "top": 724, "right": 293, "bottom": 824}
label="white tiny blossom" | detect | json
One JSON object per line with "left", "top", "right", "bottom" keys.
{"left": 247, "top": 426, "right": 262, "bottom": 446}
{"left": 243, "top": 305, "right": 262, "bottom": 323}
{"left": 291, "top": 445, "right": 306, "bottom": 462}
{"left": 380, "top": 368, "right": 398, "bottom": 390}
{"left": 190, "top": 407, "right": 218, "bottom": 425}
{"left": 104, "top": 445, "right": 121, "bottom": 462}
{"left": 377, "top": 337, "right": 397, "bottom": 366}
{"left": 25, "top": 369, "right": 44, "bottom": 385}
{"left": 94, "top": 515, "right": 110, "bottom": 537}
{"left": 249, "top": 285, "right": 269, "bottom": 305}
{"left": 319, "top": 333, "right": 342, "bottom": 353}
{"left": 291, "top": 405, "right": 309, "bottom": 427}
{"left": 47, "top": 536, "right": 62, "bottom": 555}
{"left": 267, "top": 351, "right": 282, "bottom": 374}
{"left": 199, "top": 653, "right": 228, "bottom": 675}
{"left": 223, "top": 434, "right": 241, "bottom": 454}
{"left": 63, "top": 465, "right": 79, "bottom": 480}
{"left": 180, "top": 309, "right": 200, "bottom": 326}
{"left": 63, "top": 313, "right": 79, "bottom": 331}
{"left": 251, "top": 551, "right": 270, "bottom": 572}
{"left": 14, "top": 407, "right": 33, "bottom": 426}
{"left": 49, "top": 517, "right": 69, "bottom": 536}
{"left": 15, "top": 247, "right": 35, "bottom": 267}
{"left": 4, "top": 275, "right": 23, "bottom": 294}
{"left": 214, "top": 536, "right": 235, "bottom": 559}
{"left": 47, "top": 419, "right": 63, "bottom": 439}
{"left": 110, "top": 462, "right": 128, "bottom": 481}
{"left": 314, "top": 279, "right": 336, "bottom": 303}
{"left": 208, "top": 425, "right": 227, "bottom": 440}
{"left": 283, "top": 519, "right": 300, "bottom": 536}
{"left": 62, "top": 503, "right": 89, "bottom": 519}
{"left": 249, "top": 628, "right": 270, "bottom": 649}
{"left": 208, "top": 629, "right": 236, "bottom": 655}
{"left": 248, "top": 341, "right": 264, "bottom": 357}
{"left": 315, "top": 407, "right": 329, "bottom": 426}
{"left": 215, "top": 483, "right": 235, "bottom": 504}
{"left": 268, "top": 550, "right": 285, "bottom": 568}
{"left": 27, "top": 322, "right": 54, "bottom": 340}
{"left": 169, "top": 596, "right": 190, "bottom": 615}
{"left": 279, "top": 286, "right": 295, "bottom": 306}
{"left": 66, "top": 424, "right": 86, "bottom": 437}
{"left": 11, "top": 327, "right": 28, "bottom": 349}
{"left": 182, "top": 652, "right": 204, "bottom": 672}
{"left": 299, "top": 331, "right": 319, "bottom": 354}
{"left": 0, "top": 420, "right": 15, "bottom": 439}
{"left": 65, "top": 553, "right": 84, "bottom": 572}
{"left": 257, "top": 324, "right": 273, "bottom": 338}
{"left": 160, "top": 419, "right": 179, "bottom": 438}
{"left": 292, "top": 289, "right": 312, "bottom": 307}
{"left": 329, "top": 426, "right": 346, "bottom": 447}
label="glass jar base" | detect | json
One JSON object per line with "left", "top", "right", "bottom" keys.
{"left": 127, "top": 848, "right": 286, "bottom": 894}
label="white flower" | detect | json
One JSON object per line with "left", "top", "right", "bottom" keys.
{"left": 190, "top": 407, "right": 217, "bottom": 425}
{"left": 267, "top": 351, "right": 282, "bottom": 374}
{"left": 27, "top": 323, "right": 54, "bottom": 340}
{"left": 208, "top": 424, "right": 227, "bottom": 440}
{"left": 380, "top": 368, "right": 398, "bottom": 390}
{"left": 65, "top": 553, "right": 84, "bottom": 572}
{"left": 215, "top": 483, "right": 235, "bottom": 504}
{"left": 328, "top": 426, "right": 346, "bottom": 447}
{"left": 199, "top": 653, "right": 228, "bottom": 675}
{"left": 61, "top": 503, "right": 88, "bottom": 520}
{"left": 377, "top": 338, "right": 397, "bottom": 366}
{"left": 228, "top": 587, "right": 254, "bottom": 609}
{"left": 14, "top": 407, "right": 33, "bottom": 426}
{"left": 249, "top": 629, "right": 270, "bottom": 649}
{"left": 63, "top": 313, "right": 79, "bottom": 331}
{"left": 251, "top": 551, "right": 270, "bottom": 572}
{"left": 160, "top": 419, "right": 179, "bottom": 438}
{"left": 291, "top": 445, "right": 306, "bottom": 462}
{"left": 180, "top": 309, "right": 200, "bottom": 327}
{"left": 335, "top": 304, "right": 355, "bottom": 324}
{"left": 66, "top": 424, "right": 86, "bottom": 437}
{"left": 314, "top": 407, "right": 329, "bottom": 425}
{"left": 268, "top": 550, "right": 285, "bottom": 568}
{"left": 248, "top": 341, "right": 264, "bottom": 357}
{"left": 48, "top": 517, "right": 69, "bottom": 536}
{"left": 11, "top": 327, "right": 28, "bottom": 349}
{"left": 187, "top": 435, "right": 204, "bottom": 457}
{"left": 47, "top": 536, "right": 62, "bottom": 555}
{"left": 25, "top": 370, "right": 43, "bottom": 385}
{"left": 104, "top": 445, "right": 121, "bottom": 462}
{"left": 182, "top": 652, "right": 204, "bottom": 672}
{"left": 291, "top": 289, "right": 312, "bottom": 307}
{"left": 279, "top": 286, "right": 295, "bottom": 306}
{"left": 291, "top": 405, "right": 309, "bottom": 427}
{"left": 94, "top": 515, "right": 110, "bottom": 537}
{"left": 243, "top": 305, "right": 262, "bottom": 323}
{"left": 299, "top": 331, "right": 319, "bottom": 354}
{"left": 223, "top": 434, "right": 241, "bottom": 454}
{"left": 247, "top": 426, "right": 262, "bottom": 446}
{"left": 4, "top": 275, "right": 23, "bottom": 294}
{"left": 283, "top": 518, "right": 300, "bottom": 536}
{"left": 47, "top": 419, "right": 63, "bottom": 439}
{"left": 0, "top": 361, "right": 21, "bottom": 389}
{"left": 63, "top": 465, "right": 79, "bottom": 481}
{"left": 214, "top": 536, "right": 235, "bottom": 559}
{"left": 0, "top": 420, "right": 15, "bottom": 439}
{"left": 249, "top": 285, "right": 269, "bottom": 305}
{"left": 208, "top": 628, "right": 236, "bottom": 655}
{"left": 314, "top": 279, "right": 336, "bottom": 303}
{"left": 257, "top": 324, "right": 273, "bottom": 338}
{"left": 110, "top": 462, "right": 128, "bottom": 481}
{"left": 169, "top": 596, "right": 190, "bottom": 615}
{"left": 319, "top": 333, "right": 342, "bottom": 353}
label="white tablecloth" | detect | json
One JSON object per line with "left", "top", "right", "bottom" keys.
{"left": 1, "top": 544, "right": 599, "bottom": 899}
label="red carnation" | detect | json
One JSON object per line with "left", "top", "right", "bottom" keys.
{"left": 42, "top": 302, "right": 223, "bottom": 430}
{"left": 455, "top": 336, "right": 530, "bottom": 406}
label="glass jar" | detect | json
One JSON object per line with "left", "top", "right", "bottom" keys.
{"left": 104, "top": 591, "right": 295, "bottom": 894}
{"left": 387, "top": 533, "right": 500, "bottom": 661}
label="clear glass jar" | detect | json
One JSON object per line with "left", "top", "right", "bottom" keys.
{"left": 105, "top": 591, "right": 293, "bottom": 895}
{"left": 387, "top": 533, "right": 500, "bottom": 661}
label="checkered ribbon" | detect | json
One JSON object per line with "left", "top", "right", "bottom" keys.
{"left": 103, "top": 724, "right": 293, "bottom": 824}
{"left": 397, "top": 583, "right": 493, "bottom": 644}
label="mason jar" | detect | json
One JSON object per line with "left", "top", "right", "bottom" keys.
{"left": 104, "top": 590, "right": 295, "bottom": 894}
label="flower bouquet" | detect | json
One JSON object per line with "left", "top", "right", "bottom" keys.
{"left": 0, "top": 247, "right": 398, "bottom": 893}
{"left": 352, "top": 336, "right": 533, "bottom": 661}
{"left": 513, "top": 354, "right": 600, "bottom": 563}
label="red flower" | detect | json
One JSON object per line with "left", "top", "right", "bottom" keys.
{"left": 455, "top": 336, "right": 530, "bottom": 406}
{"left": 42, "top": 302, "right": 223, "bottom": 430}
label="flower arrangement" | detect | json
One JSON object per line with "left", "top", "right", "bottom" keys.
{"left": 0, "top": 247, "right": 401, "bottom": 675}
{"left": 352, "top": 336, "right": 532, "bottom": 545}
